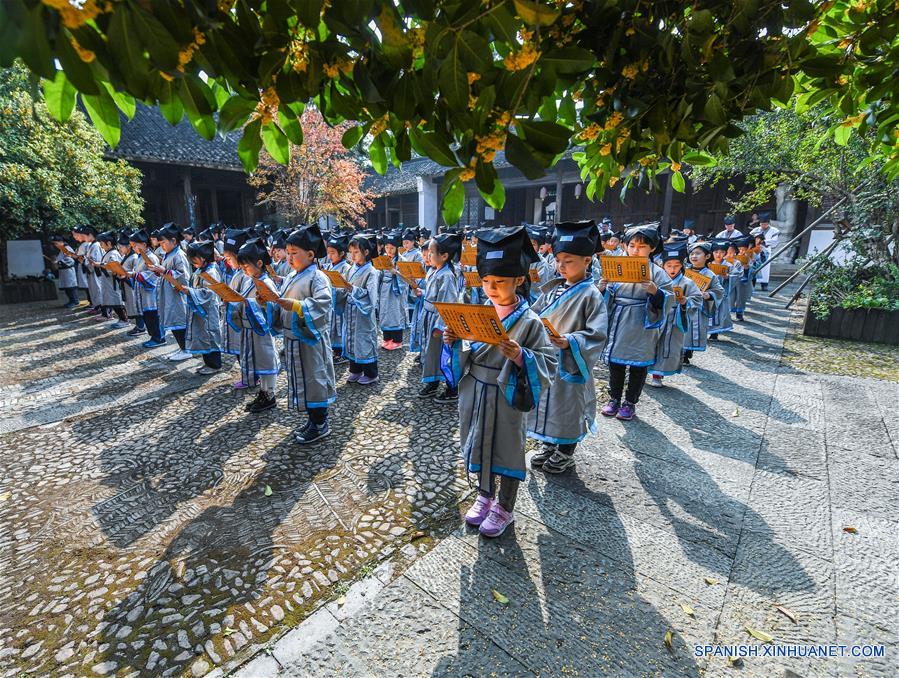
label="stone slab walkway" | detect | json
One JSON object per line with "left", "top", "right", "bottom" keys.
{"left": 0, "top": 290, "right": 896, "bottom": 677}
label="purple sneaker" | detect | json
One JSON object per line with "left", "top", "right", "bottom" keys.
{"left": 346, "top": 372, "right": 362, "bottom": 383}
{"left": 232, "top": 379, "right": 258, "bottom": 390}
{"left": 479, "top": 503, "right": 514, "bottom": 538}
{"left": 464, "top": 495, "right": 493, "bottom": 526}
{"left": 616, "top": 401, "right": 636, "bottom": 420}
{"left": 358, "top": 374, "right": 379, "bottom": 385}
{"left": 601, "top": 399, "right": 620, "bottom": 417}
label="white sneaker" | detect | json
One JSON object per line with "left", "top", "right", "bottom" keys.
{"left": 168, "top": 350, "right": 192, "bottom": 362}
{"left": 649, "top": 376, "right": 664, "bottom": 388}
{"left": 196, "top": 366, "right": 220, "bottom": 375}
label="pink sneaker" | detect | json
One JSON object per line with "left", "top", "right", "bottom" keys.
{"left": 465, "top": 495, "right": 493, "bottom": 526}
{"left": 479, "top": 503, "right": 514, "bottom": 538}
{"left": 346, "top": 372, "right": 362, "bottom": 383}
{"left": 385, "top": 340, "right": 403, "bottom": 351}
{"left": 358, "top": 374, "right": 379, "bottom": 385}
{"left": 380, "top": 341, "right": 391, "bottom": 349}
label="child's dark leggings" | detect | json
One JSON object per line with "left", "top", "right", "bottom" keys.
{"left": 202, "top": 352, "right": 221, "bottom": 369}
{"left": 349, "top": 360, "right": 378, "bottom": 377}
{"left": 382, "top": 329, "right": 403, "bottom": 343}
{"left": 171, "top": 329, "right": 186, "bottom": 350}
{"left": 308, "top": 406, "right": 328, "bottom": 426}
{"left": 608, "top": 362, "right": 648, "bottom": 404}
{"left": 142, "top": 310, "right": 163, "bottom": 342}
{"left": 478, "top": 474, "right": 520, "bottom": 512}
{"left": 103, "top": 305, "right": 127, "bottom": 321}
{"left": 63, "top": 288, "right": 79, "bottom": 304}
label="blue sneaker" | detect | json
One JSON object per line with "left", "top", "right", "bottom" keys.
{"left": 142, "top": 339, "right": 166, "bottom": 348}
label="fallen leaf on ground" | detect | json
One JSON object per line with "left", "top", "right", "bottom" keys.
{"left": 223, "top": 627, "right": 235, "bottom": 637}
{"left": 842, "top": 526, "right": 857, "bottom": 534}
{"left": 664, "top": 629, "right": 674, "bottom": 653}
{"left": 337, "top": 595, "right": 346, "bottom": 606}
{"left": 727, "top": 656, "right": 744, "bottom": 668}
{"left": 492, "top": 589, "right": 509, "bottom": 605}
{"left": 410, "top": 531, "right": 426, "bottom": 541}
{"left": 0, "top": 492, "right": 10, "bottom": 501}
{"left": 775, "top": 604, "right": 797, "bottom": 623}
{"left": 680, "top": 603, "right": 695, "bottom": 617}
{"left": 704, "top": 577, "right": 719, "bottom": 585}
{"left": 731, "top": 407, "right": 740, "bottom": 417}
{"left": 746, "top": 626, "right": 774, "bottom": 643}
{"left": 264, "top": 485, "right": 273, "bottom": 497}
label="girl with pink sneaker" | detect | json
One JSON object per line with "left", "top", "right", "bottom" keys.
{"left": 442, "top": 226, "right": 557, "bottom": 538}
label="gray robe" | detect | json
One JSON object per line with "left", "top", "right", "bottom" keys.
{"left": 185, "top": 265, "right": 223, "bottom": 355}
{"left": 278, "top": 266, "right": 337, "bottom": 411}
{"left": 601, "top": 263, "right": 674, "bottom": 367}
{"left": 420, "top": 264, "right": 461, "bottom": 383}
{"left": 683, "top": 266, "right": 724, "bottom": 351}
{"left": 225, "top": 274, "right": 280, "bottom": 384}
{"left": 528, "top": 278, "right": 608, "bottom": 445}
{"left": 133, "top": 250, "right": 160, "bottom": 313}
{"left": 343, "top": 262, "right": 379, "bottom": 364}
{"left": 99, "top": 250, "right": 124, "bottom": 307}
{"left": 121, "top": 253, "right": 140, "bottom": 318}
{"left": 400, "top": 247, "right": 424, "bottom": 313}
{"left": 55, "top": 251, "right": 77, "bottom": 290}
{"left": 75, "top": 242, "right": 89, "bottom": 289}
{"left": 222, "top": 269, "right": 247, "bottom": 355}
{"left": 650, "top": 274, "right": 703, "bottom": 376}
{"left": 377, "top": 262, "right": 409, "bottom": 332}
{"left": 710, "top": 260, "right": 737, "bottom": 334}
{"left": 409, "top": 265, "right": 435, "bottom": 354}
{"left": 443, "top": 299, "right": 558, "bottom": 494}
{"left": 157, "top": 248, "right": 190, "bottom": 335}
{"left": 323, "top": 260, "right": 351, "bottom": 350}
{"left": 85, "top": 241, "right": 103, "bottom": 305}
{"left": 733, "top": 258, "right": 753, "bottom": 312}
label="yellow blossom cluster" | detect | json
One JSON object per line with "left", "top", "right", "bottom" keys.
{"left": 369, "top": 114, "right": 390, "bottom": 137}
{"left": 323, "top": 63, "right": 340, "bottom": 79}
{"left": 604, "top": 111, "right": 623, "bottom": 129}
{"left": 217, "top": 0, "right": 235, "bottom": 11}
{"left": 476, "top": 129, "right": 506, "bottom": 163}
{"left": 638, "top": 154, "right": 657, "bottom": 167}
{"left": 178, "top": 28, "right": 206, "bottom": 70}
{"left": 288, "top": 28, "right": 315, "bottom": 74}
{"left": 670, "top": 161, "right": 682, "bottom": 172}
{"left": 70, "top": 36, "right": 95, "bottom": 63}
{"left": 503, "top": 31, "right": 540, "bottom": 71}
{"left": 410, "top": 26, "right": 426, "bottom": 62}
{"left": 252, "top": 87, "right": 280, "bottom": 125}
{"left": 621, "top": 63, "right": 639, "bottom": 79}
{"left": 41, "top": 0, "right": 107, "bottom": 29}
{"left": 578, "top": 123, "right": 601, "bottom": 142}
{"left": 459, "top": 162, "right": 476, "bottom": 182}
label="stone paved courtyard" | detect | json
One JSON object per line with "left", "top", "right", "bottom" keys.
{"left": 1, "top": 289, "right": 897, "bottom": 677}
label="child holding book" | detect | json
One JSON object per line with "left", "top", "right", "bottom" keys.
{"left": 343, "top": 234, "right": 380, "bottom": 385}
{"left": 377, "top": 230, "right": 408, "bottom": 350}
{"left": 598, "top": 224, "right": 673, "bottom": 420}
{"left": 680, "top": 241, "right": 724, "bottom": 364}
{"left": 96, "top": 231, "right": 129, "bottom": 328}
{"left": 146, "top": 223, "right": 191, "bottom": 362}
{"left": 184, "top": 240, "right": 224, "bottom": 375}
{"left": 528, "top": 221, "right": 608, "bottom": 474}
{"left": 323, "top": 233, "right": 351, "bottom": 365}
{"left": 128, "top": 231, "right": 165, "bottom": 348}
{"left": 275, "top": 225, "right": 338, "bottom": 443}
{"left": 50, "top": 234, "right": 79, "bottom": 309}
{"left": 442, "top": 225, "right": 557, "bottom": 537}
{"left": 221, "top": 229, "right": 250, "bottom": 385}
{"left": 708, "top": 240, "right": 737, "bottom": 338}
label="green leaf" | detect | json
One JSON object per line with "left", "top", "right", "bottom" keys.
{"left": 18, "top": 4, "right": 55, "bottom": 80}
{"left": 516, "top": 120, "right": 570, "bottom": 155}
{"left": 238, "top": 118, "right": 263, "bottom": 173}
{"left": 441, "top": 178, "right": 465, "bottom": 225}
{"left": 682, "top": 151, "right": 717, "bottom": 167}
{"left": 505, "top": 133, "right": 546, "bottom": 180}
{"left": 457, "top": 31, "right": 490, "bottom": 71}
{"left": 478, "top": 174, "right": 506, "bottom": 210}
{"left": 491, "top": 589, "right": 510, "bottom": 604}
{"left": 409, "top": 128, "right": 458, "bottom": 167}
{"left": 264, "top": 484, "right": 273, "bottom": 497}
{"left": 703, "top": 94, "right": 726, "bottom": 125}
{"left": 671, "top": 170, "right": 686, "bottom": 192}
{"left": 42, "top": 71, "right": 77, "bottom": 123}
{"left": 181, "top": 75, "right": 216, "bottom": 140}
{"left": 108, "top": 7, "right": 149, "bottom": 98}
{"left": 131, "top": 5, "right": 181, "bottom": 72}
{"left": 341, "top": 125, "right": 366, "bottom": 149}
{"left": 833, "top": 124, "right": 852, "bottom": 146}
{"left": 278, "top": 111, "right": 304, "bottom": 145}
{"left": 262, "top": 123, "right": 290, "bottom": 164}
{"left": 290, "top": 0, "right": 324, "bottom": 28}
{"left": 105, "top": 84, "right": 136, "bottom": 120}
{"left": 513, "top": 0, "right": 560, "bottom": 26}
{"left": 440, "top": 44, "right": 468, "bottom": 110}
{"left": 369, "top": 138, "right": 387, "bottom": 175}
{"left": 55, "top": 28, "right": 101, "bottom": 95}
{"left": 541, "top": 48, "right": 596, "bottom": 74}
{"left": 218, "top": 96, "right": 256, "bottom": 133}
{"left": 159, "top": 92, "right": 184, "bottom": 126}
{"left": 745, "top": 627, "right": 774, "bottom": 643}
{"left": 81, "top": 88, "right": 121, "bottom": 147}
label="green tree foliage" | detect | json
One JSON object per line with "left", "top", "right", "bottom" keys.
{"left": 3, "top": 0, "right": 897, "bottom": 224}
{"left": 0, "top": 63, "right": 144, "bottom": 238}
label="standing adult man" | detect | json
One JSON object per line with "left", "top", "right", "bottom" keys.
{"left": 715, "top": 215, "right": 743, "bottom": 239}
{"left": 750, "top": 211, "right": 780, "bottom": 291}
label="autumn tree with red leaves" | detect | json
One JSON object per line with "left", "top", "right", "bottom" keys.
{"left": 248, "top": 108, "right": 373, "bottom": 227}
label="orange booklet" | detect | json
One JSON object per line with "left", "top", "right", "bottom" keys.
{"left": 541, "top": 317, "right": 562, "bottom": 338}
{"left": 103, "top": 260, "right": 128, "bottom": 277}
{"left": 199, "top": 271, "right": 246, "bottom": 303}
{"left": 372, "top": 255, "right": 394, "bottom": 271}
{"left": 460, "top": 250, "right": 478, "bottom": 267}
{"left": 463, "top": 271, "right": 482, "bottom": 288}
{"left": 322, "top": 269, "right": 351, "bottom": 289}
{"left": 528, "top": 268, "right": 541, "bottom": 283}
{"left": 254, "top": 278, "right": 281, "bottom": 304}
{"left": 396, "top": 261, "right": 427, "bottom": 279}
{"left": 683, "top": 268, "right": 711, "bottom": 292}
{"left": 736, "top": 253, "right": 751, "bottom": 266}
{"left": 673, "top": 285, "right": 686, "bottom": 304}
{"left": 435, "top": 302, "right": 508, "bottom": 345}
{"left": 599, "top": 255, "right": 650, "bottom": 283}
{"left": 707, "top": 263, "right": 729, "bottom": 277}
{"left": 140, "top": 251, "right": 156, "bottom": 268}
{"left": 162, "top": 271, "right": 189, "bottom": 293}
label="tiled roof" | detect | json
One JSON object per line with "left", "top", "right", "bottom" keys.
{"left": 106, "top": 102, "right": 243, "bottom": 171}
{"left": 364, "top": 152, "right": 516, "bottom": 197}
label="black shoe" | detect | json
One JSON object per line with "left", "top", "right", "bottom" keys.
{"left": 418, "top": 382, "right": 439, "bottom": 398}
{"left": 247, "top": 392, "right": 276, "bottom": 413}
{"left": 736, "top": 313, "right": 745, "bottom": 322}
{"left": 708, "top": 333, "right": 718, "bottom": 342}
{"left": 295, "top": 422, "right": 330, "bottom": 444}
{"left": 542, "top": 451, "right": 575, "bottom": 474}
{"left": 531, "top": 444, "right": 556, "bottom": 469}
{"left": 760, "top": 283, "right": 768, "bottom": 291}
{"left": 127, "top": 327, "right": 144, "bottom": 336}
{"left": 434, "top": 387, "right": 458, "bottom": 404}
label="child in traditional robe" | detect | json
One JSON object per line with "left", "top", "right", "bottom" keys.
{"left": 528, "top": 221, "right": 608, "bottom": 474}
{"left": 709, "top": 240, "right": 737, "bottom": 339}
{"left": 50, "top": 234, "right": 79, "bottom": 309}
{"left": 116, "top": 235, "right": 145, "bottom": 335}
{"left": 71, "top": 229, "right": 90, "bottom": 305}
{"left": 400, "top": 228, "right": 424, "bottom": 322}
{"left": 442, "top": 225, "right": 557, "bottom": 537}
{"left": 729, "top": 238, "right": 751, "bottom": 321}
{"left": 681, "top": 241, "right": 725, "bottom": 364}
{"left": 648, "top": 246, "right": 704, "bottom": 387}
{"left": 228, "top": 239, "right": 281, "bottom": 412}
{"left": 80, "top": 226, "right": 104, "bottom": 316}
{"left": 323, "top": 234, "right": 351, "bottom": 365}
{"left": 184, "top": 240, "right": 223, "bottom": 375}
{"left": 377, "top": 230, "right": 408, "bottom": 350}
{"left": 275, "top": 225, "right": 338, "bottom": 444}
{"left": 146, "top": 223, "right": 192, "bottom": 362}
{"left": 270, "top": 231, "right": 292, "bottom": 279}
{"left": 128, "top": 231, "right": 165, "bottom": 347}
{"left": 598, "top": 224, "right": 673, "bottom": 420}
{"left": 96, "top": 231, "right": 129, "bottom": 328}
{"left": 344, "top": 234, "right": 380, "bottom": 384}
{"left": 418, "top": 232, "right": 462, "bottom": 402}
{"left": 221, "top": 229, "right": 250, "bottom": 385}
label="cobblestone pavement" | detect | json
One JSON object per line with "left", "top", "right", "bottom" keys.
{"left": 1, "top": 290, "right": 896, "bottom": 677}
